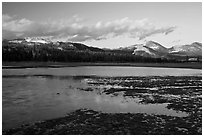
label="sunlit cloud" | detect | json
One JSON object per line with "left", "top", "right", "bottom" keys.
{"left": 2, "top": 14, "right": 176, "bottom": 42}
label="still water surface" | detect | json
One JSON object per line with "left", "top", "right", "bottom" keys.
{"left": 2, "top": 66, "right": 201, "bottom": 129}
{"left": 3, "top": 66, "right": 202, "bottom": 76}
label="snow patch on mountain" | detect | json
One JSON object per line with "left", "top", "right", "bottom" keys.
{"left": 145, "top": 41, "right": 160, "bottom": 50}
{"left": 133, "top": 45, "right": 155, "bottom": 55}
{"left": 9, "top": 39, "right": 24, "bottom": 43}
{"left": 145, "top": 41, "right": 168, "bottom": 53}
{"left": 25, "top": 37, "right": 52, "bottom": 44}
{"left": 132, "top": 44, "right": 157, "bottom": 57}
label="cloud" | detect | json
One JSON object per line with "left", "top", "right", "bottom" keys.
{"left": 3, "top": 15, "right": 33, "bottom": 32}
{"left": 2, "top": 14, "right": 176, "bottom": 42}
{"left": 138, "top": 26, "right": 176, "bottom": 40}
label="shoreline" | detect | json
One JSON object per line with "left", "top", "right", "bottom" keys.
{"left": 2, "top": 62, "right": 202, "bottom": 69}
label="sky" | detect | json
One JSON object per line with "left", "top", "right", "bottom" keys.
{"left": 2, "top": 2, "right": 202, "bottom": 48}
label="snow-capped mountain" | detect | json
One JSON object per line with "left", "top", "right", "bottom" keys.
{"left": 169, "top": 42, "right": 202, "bottom": 56}
{"left": 132, "top": 41, "right": 169, "bottom": 58}
{"left": 8, "top": 38, "right": 25, "bottom": 43}
{"left": 5, "top": 37, "right": 202, "bottom": 59}
{"left": 6, "top": 37, "right": 103, "bottom": 52}
{"left": 145, "top": 41, "right": 169, "bottom": 54}
{"left": 118, "top": 44, "right": 138, "bottom": 51}
{"left": 133, "top": 44, "right": 158, "bottom": 57}
{"left": 127, "top": 41, "right": 202, "bottom": 58}
{"left": 8, "top": 37, "right": 53, "bottom": 44}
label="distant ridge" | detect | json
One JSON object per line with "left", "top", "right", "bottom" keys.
{"left": 4, "top": 38, "right": 202, "bottom": 61}
{"left": 117, "top": 41, "right": 202, "bottom": 58}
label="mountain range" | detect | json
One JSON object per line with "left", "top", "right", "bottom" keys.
{"left": 118, "top": 41, "right": 202, "bottom": 58}
{"left": 6, "top": 37, "right": 202, "bottom": 60}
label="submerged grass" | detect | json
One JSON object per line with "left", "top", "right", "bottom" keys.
{"left": 3, "top": 76, "right": 202, "bottom": 135}
{"left": 3, "top": 109, "right": 201, "bottom": 135}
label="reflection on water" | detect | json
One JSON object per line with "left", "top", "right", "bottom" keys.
{"left": 3, "top": 75, "right": 189, "bottom": 130}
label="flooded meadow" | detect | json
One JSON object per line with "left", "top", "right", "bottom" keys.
{"left": 2, "top": 66, "right": 202, "bottom": 134}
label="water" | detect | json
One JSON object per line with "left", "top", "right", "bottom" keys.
{"left": 2, "top": 66, "right": 201, "bottom": 77}
{"left": 2, "top": 66, "right": 201, "bottom": 130}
